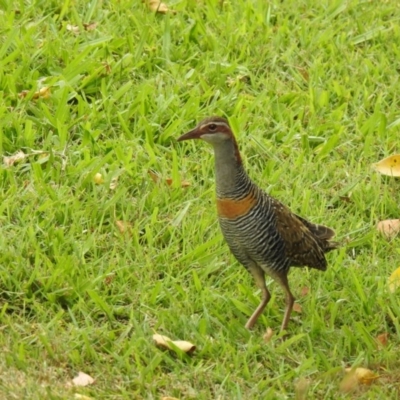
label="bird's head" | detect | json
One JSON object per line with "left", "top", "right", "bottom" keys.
{"left": 177, "top": 116, "right": 233, "bottom": 144}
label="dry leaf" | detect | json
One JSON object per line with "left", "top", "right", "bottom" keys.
{"left": 263, "top": 327, "right": 274, "bottom": 343}
{"left": 376, "top": 332, "right": 389, "bottom": 347}
{"left": 293, "top": 303, "right": 302, "bottom": 313}
{"left": 300, "top": 287, "right": 309, "bottom": 297}
{"left": 294, "top": 377, "right": 310, "bottom": 400}
{"left": 18, "top": 86, "right": 51, "bottom": 99}
{"left": 104, "top": 274, "right": 115, "bottom": 286}
{"left": 148, "top": 170, "right": 190, "bottom": 188}
{"left": 83, "top": 22, "right": 97, "bottom": 31}
{"left": 161, "top": 398, "right": 180, "bottom": 400}
{"left": 66, "top": 24, "right": 80, "bottom": 34}
{"left": 372, "top": 154, "right": 400, "bottom": 177}
{"left": 74, "top": 394, "right": 94, "bottom": 400}
{"left": 93, "top": 173, "right": 104, "bottom": 184}
{"left": 110, "top": 177, "right": 118, "bottom": 190}
{"left": 146, "top": 0, "right": 171, "bottom": 13}
{"left": 72, "top": 371, "right": 95, "bottom": 387}
{"left": 153, "top": 333, "right": 196, "bottom": 354}
{"left": 388, "top": 266, "right": 400, "bottom": 293}
{"left": 339, "top": 369, "right": 358, "bottom": 393}
{"left": 115, "top": 220, "right": 132, "bottom": 234}
{"left": 344, "top": 367, "right": 379, "bottom": 385}
{"left": 377, "top": 219, "right": 400, "bottom": 239}
{"left": 3, "top": 150, "right": 27, "bottom": 167}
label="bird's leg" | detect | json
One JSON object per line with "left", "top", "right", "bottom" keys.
{"left": 245, "top": 264, "right": 271, "bottom": 329}
{"left": 275, "top": 272, "right": 295, "bottom": 332}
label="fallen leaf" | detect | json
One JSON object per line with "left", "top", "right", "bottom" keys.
{"left": 377, "top": 219, "right": 400, "bottom": 239}
{"left": 93, "top": 173, "right": 104, "bottom": 184}
{"left": 146, "top": 0, "right": 172, "bottom": 13}
{"left": 300, "top": 287, "right": 310, "bottom": 297}
{"left": 293, "top": 303, "right": 302, "bottom": 313}
{"left": 148, "top": 170, "right": 190, "bottom": 188}
{"left": 110, "top": 177, "right": 118, "bottom": 190}
{"left": 115, "top": 220, "right": 132, "bottom": 234}
{"left": 388, "top": 266, "right": 400, "bottom": 293}
{"left": 294, "top": 377, "right": 310, "bottom": 400}
{"left": 376, "top": 332, "right": 389, "bottom": 347}
{"left": 339, "top": 369, "right": 358, "bottom": 393}
{"left": 104, "top": 274, "right": 115, "bottom": 286}
{"left": 3, "top": 150, "right": 27, "bottom": 167}
{"left": 161, "top": 398, "right": 180, "bottom": 400}
{"left": 263, "top": 327, "right": 274, "bottom": 343}
{"left": 372, "top": 154, "right": 400, "bottom": 177}
{"left": 83, "top": 22, "right": 97, "bottom": 31}
{"left": 72, "top": 371, "right": 95, "bottom": 387}
{"left": 66, "top": 24, "right": 80, "bottom": 34}
{"left": 18, "top": 86, "right": 51, "bottom": 99}
{"left": 153, "top": 333, "right": 196, "bottom": 354}
{"left": 74, "top": 394, "right": 94, "bottom": 400}
{"left": 344, "top": 367, "right": 379, "bottom": 385}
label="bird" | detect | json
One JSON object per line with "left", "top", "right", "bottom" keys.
{"left": 177, "top": 116, "right": 338, "bottom": 332}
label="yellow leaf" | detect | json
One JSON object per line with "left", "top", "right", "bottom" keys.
{"left": 153, "top": 333, "right": 196, "bottom": 354}
{"left": 388, "top": 266, "right": 400, "bottom": 293}
{"left": 377, "top": 219, "right": 400, "bottom": 239}
{"left": 66, "top": 24, "right": 80, "bottom": 34}
{"left": 93, "top": 173, "right": 104, "bottom": 184}
{"left": 344, "top": 367, "right": 379, "bottom": 385}
{"left": 143, "top": 0, "right": 175, "bottom": 14}
{"left": 372, "top": 154, "right": 400, "bottom": 177}
{"left": 75, "top": 394, "right": 94, "bottom": 400}
{"left": 18, "top": 86, "right": 51, "bottom": 99}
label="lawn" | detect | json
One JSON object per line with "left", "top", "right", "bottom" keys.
{"left": 0, "top": 0, "right": 400, "bottom": 398}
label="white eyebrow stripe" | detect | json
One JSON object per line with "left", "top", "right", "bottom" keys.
{"left": 200, "top": 121, "right": 229, "bottom": 129}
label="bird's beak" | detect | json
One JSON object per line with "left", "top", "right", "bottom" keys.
{"left": 177, "top": 127, "right": 202, "bottom": 142}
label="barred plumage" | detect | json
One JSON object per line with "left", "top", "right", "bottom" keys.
{"left": 178, "top": 116, "right": 338, "bottom": 332}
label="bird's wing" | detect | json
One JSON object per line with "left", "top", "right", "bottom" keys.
{"left": 271, "top": 199, "right": 328, "bottom": 270}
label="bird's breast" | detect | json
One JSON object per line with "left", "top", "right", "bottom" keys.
{"left": 216, "top": 194, "right": 257, "bottom": 219}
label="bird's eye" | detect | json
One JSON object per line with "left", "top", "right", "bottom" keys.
{"left": 208, "top": 124, "right": 217, "bottom": 131}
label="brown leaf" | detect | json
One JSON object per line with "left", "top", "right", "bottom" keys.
{"left": 161, "top": 398, "right": 180, "bottom": 400}
{"left": 3, "top": 150, "right": 27, "bottom": 167}
{"left": 339, "top": 369, "right": 358, "bottom": 393}
{"left": 344, "top": 367, "right": 379, "bottom": 385}
{"left": 115, "top": 220, "right": 132, "bottom": 234}
{"left": 376, "top": 332, "right": 389, "bottom": 347}
{"left": 153, "top": 333, "right": 196, "bottom": 354}
{"left": 72, "top": 371, "right": 95, "bottom": 387}
{"left": 263, "top": 327, "right": 274, "bottom": 343}
{"left": 18, "top": 86, "right": 51, "bottom": 99}
{"left": 377, "top": 219, "right": 400, "bottom": 239}
{"left": 83, "top": 22, "right": 97, "bottom": 31}
{"left": 293, "top": 303, "right": 302, "bottom": 313}
{"left": 300, "top": 287, "right": 310, "bottom": 297}
{"left": 372, "top": 154, "right": 400, "bottom": 177}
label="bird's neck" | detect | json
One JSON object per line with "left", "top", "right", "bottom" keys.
{"left": 212, "top": 138, "right": 248, "bottom": 198}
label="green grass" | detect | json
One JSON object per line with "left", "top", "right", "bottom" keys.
{"left": 0, "top": 0, "right": 400, "bottom": 398}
